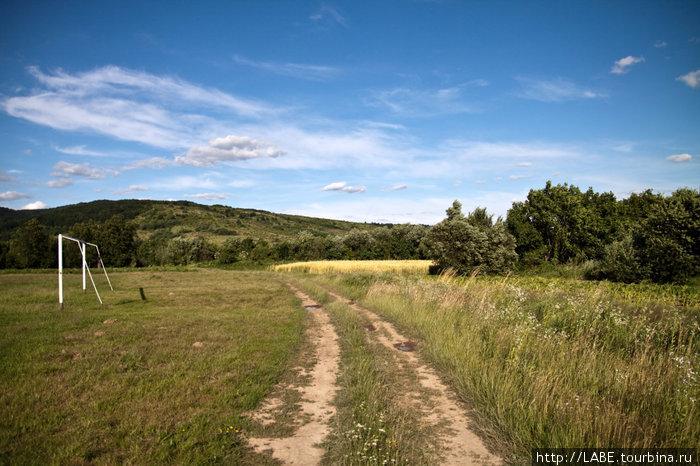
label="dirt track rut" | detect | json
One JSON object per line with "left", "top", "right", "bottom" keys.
{"left": 248, "top": 283, "right": 500, "bottom": 465}
{"left": 247, "top": 284, "right": 340, "bottom": 464}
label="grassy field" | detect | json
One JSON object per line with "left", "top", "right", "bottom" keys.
{"left": 3, "top": 265, "right": 698, "bottom": 463}
{"left": 0, "top": 269, "right": 305, "bottom": 464}
{"left": 303, "top": 269, "right": 699, "bottom": 458}
{"left": 272, "top": 260, "right": 433, "bottom": 274}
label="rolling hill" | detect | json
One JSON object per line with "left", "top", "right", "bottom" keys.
{"left": 0, "top": 199, "right": 390, "bottom": 243}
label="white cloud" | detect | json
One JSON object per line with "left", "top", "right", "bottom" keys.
{"left": 475, "top": 180, "right": 487, "bottom": 184}
{"left": 516, "top": 77, "right": 605, "bottom": 102}
{"left": 54, "top": 145, "right": 109, "bottom": 156}
{"left": 666, "top": 153, "right": 692, "bottom": 163}
{"left": 509, "top": 175, "right": 528, "bottom": 180}
{"left": 51, "top": 161, "right": 115, "bottom": 179}
{"left": 46, "top": 178, "right": 73, "bottom": 188}
{"left": 366, "top": 84, "right": 480, "bottom": 116}
{"left": 611, "top": 56, "right": 645, "bottom": 75}
{"left": 21, "top": 201, "right": 48, "bottom": 210}
{"left": 176, "top": 135, "right": 285, "bottom": 167}
{"left": 517, "top": 162, "right": 533, "bottom": 167}
{"left": 321, "top": 181, "right": 366, "bottom": 193}
{"left": 185, "top": 192, "right": 230, "bottom": 201}
{"left": 0, "top": 171, "right": 14, "bottom": 182}
{"left": 2, "top": 66, "right": 277, "bottom": 150}
{"left": 389, "top": 184, "right": 408, "bottom": 191}
{"left": 654, "top": 40, "right": 668, "bottom": 48}
{"left": 677, "top": 70, "right": 700, "bottom": 89}
{"left": 0, "top": 191, "right": 32, "bottom": 201}
{"left": 234, "top": 55, "right": 339, "bottom": 81}
{"left": 114, "top": 185, "right": 150, "bottom": 195}
{"left": 121, "top": 157, "right": 171, "bottom": 171}
{"left": 310, "top": 5, "right": 347, "bottom": 27}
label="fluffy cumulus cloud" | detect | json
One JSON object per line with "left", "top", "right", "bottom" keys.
{"left": 611, "top": 56, "right": 645, "bottom": 75}
{"left": 666, "top": 153, "right": 692, "bottom": 163}
{"left": 51, "top": 161, "right": 115, "bottom": 179}
{"left": 176, "top": 135, "right": 285, "bottom": 167}
{"left": 0, "top": 191, "right": 32, "bottom": 201}
{"left": 46, "top": 178, "right": 73, "bottom": 188}
{"left": 21, "top": 201, "right": 48, "bottom": 210}
{"left": 677, "top": 70, "right": 700, "bottom": 89}
{"left": 114, "top": 185, "right": 150, "bottom": 195}
{"left": 121, "top": 157, "right": 171, "bottom": 171}
{"left": 321, "top": 181, "right": 366, "bottom": 193}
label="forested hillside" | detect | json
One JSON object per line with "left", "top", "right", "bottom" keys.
{"left": 1, "top": 183, "right": 697, "bottom": 284}
{"left": 0, "top": 199, "right": 386, "bottom": 243}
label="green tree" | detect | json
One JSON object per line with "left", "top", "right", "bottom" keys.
{"left": 424, "top": 201, "right": 517, "bottom": 275}
{"left": 98, "top": 215, "right": 138, "bottom": 267}
{"left": 9, "top": 219, "right": 52, "bottom": 268}
{"left": 635, "top": 188, "right": 699, "bottom": 283}
{"left": 506, "top": 181, "right": 618, "bottom": 263}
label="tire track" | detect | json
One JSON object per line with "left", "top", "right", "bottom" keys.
{"left": 327, "top": 289, "right": 501, "bottom": 465}
{"left": 247, "top": 284, "right": 340, "bottom": 465}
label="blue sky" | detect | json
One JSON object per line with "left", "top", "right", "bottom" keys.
{"left": 1, "top": 0, "right": 698, "bottom": 224}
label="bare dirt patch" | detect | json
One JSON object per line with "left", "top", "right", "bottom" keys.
{"left": 328, "top": 290, "right": 501, "bottom": 465}
{"left": 247, "top": 284, "right": 340, "bottom": 465}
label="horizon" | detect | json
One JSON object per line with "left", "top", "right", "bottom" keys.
{"left": 1, "top": 1, "right": 698, "bottom": 224}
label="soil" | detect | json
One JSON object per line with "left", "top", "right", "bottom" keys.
{"left": 247, "top": 284, "right": 501, "bottom": 465}
{"left": 247, "top": 284, "right": 340, "bottom": 465}
{"left": 328, "top": 290, "right": 501, "bottom": 465}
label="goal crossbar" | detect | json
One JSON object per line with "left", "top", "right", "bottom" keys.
{"left": 58, "top": 234, "right": 114, "bottom": 309}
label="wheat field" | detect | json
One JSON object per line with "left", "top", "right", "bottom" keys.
{"left": 271, "top": 260, "right": 434, "bottom": 274}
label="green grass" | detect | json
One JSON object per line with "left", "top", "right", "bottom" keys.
{"left": 289, "top": 276, "right": 437, "bottom": 465}
{"left": 306, "top": 271, "right": 699, "bottom": 460}
{"left": 0, "top": 270, "right": 305, "bottom": 464}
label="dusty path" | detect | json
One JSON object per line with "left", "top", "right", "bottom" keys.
{"left": 328, "top": 290, "right": 501, "bottom": 465}
{"left": 247, "top": 284, "right": 340, "bottom": 465}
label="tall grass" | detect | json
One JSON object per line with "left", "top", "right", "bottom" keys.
{"left": 272, "top": 260, "right": 433, "bottom": 275}
{"left": 321, "top": 271, "right": 699, "bottom": 458}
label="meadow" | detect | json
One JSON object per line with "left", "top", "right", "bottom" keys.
{"left": 2, "top": 265, "right": 698, "bottom": 464}
{"left": 0, "top": 269, "right": 305, "bottom": 464}
{"left": 300, "top": 268, "right": 699, "bottom": 458}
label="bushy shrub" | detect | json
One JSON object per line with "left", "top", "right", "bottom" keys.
{"left": 423, "top": 201, "right": 517, "bottom": 275}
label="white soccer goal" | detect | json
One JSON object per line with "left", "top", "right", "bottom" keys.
{"left": 58, "top": 234, "right": 113, "bottom": 309}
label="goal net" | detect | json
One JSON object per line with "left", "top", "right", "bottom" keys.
{"left": 58, "top": 234, "right": 113, "bottom": 309}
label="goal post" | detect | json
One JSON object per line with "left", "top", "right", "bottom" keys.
{"left": 58, "top": 234, "right": 114, "bottom": 309}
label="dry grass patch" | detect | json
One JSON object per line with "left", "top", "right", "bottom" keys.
{"left": 272, "top": 260, "right": 433, "bottom": 275}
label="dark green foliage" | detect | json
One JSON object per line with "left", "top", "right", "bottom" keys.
{"left": 591, "top": 188, "right": 699, "bottom": 283}
{"left": 633, "top": 188, "right": 699, "bottom": 283}
{"left": 506, "top": 181, "right": 618, "bottom": 264}
{"left": 7, "top": 219, "right": 54, "bottom": 268}
{"left": 423, "top": 201, "right": 517, "bottom": 275}
{"left": 166, "top": 237, "right": 216, "bottom": 265}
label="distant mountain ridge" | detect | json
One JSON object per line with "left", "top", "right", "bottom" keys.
{"left": 0, "top": 199, "right": 389, "bottom": 243}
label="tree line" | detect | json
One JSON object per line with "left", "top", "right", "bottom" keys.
{"left": 1, "top": 181, "right": 697, "bottom": 284}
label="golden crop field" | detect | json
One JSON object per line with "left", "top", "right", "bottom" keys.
{"left": 272, "top": 260, "right": 434, "bottom": 274}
